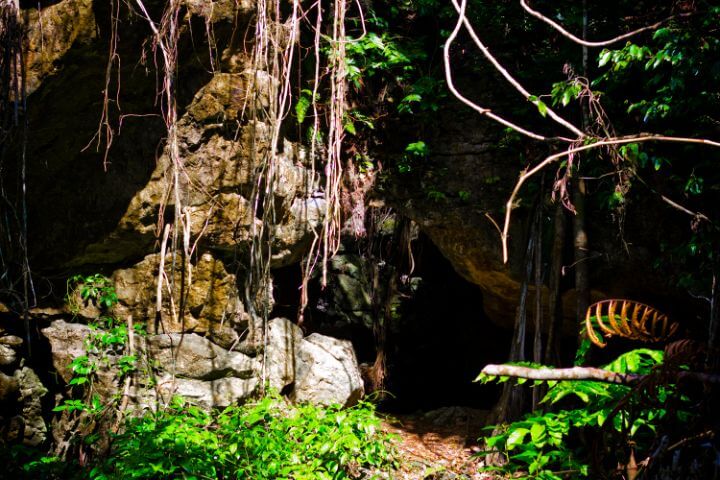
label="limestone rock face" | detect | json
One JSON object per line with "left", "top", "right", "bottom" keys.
{"left": 78, "top": 74, "right": 321, "bottom": 268}
{"left": 0, "top": 344, "right": 18, "bottom": 367}
{"left": 112, "top": 252, "right": 250, "bottom": 350}
{"left": 149, "top": 375, "right": 259, "bottom": 409}
{"left": 8, "top": 0, "right": 366, "bottom": 423}
{"left": 22, "top": 0, "right": 97, "bottom": 95}
{"left": 41, "top": 320, "right": 92, "bottom": 384}
{"left": 15, "top": 367, "right": 48, "bottom": 447}
{"left": 41, "top": 319, "right": 262, "bottom": 409}
{"left": 0, "top": 365, "right": 48, "bottom": 447}
{"left": 265, "top": 317, "right": 304, "bottom": 392}
{"left": 147, "top": 333, "right": 259, "bottom": 380}
{"left": 290, "top": 333, "right": 364, "bottom": 407}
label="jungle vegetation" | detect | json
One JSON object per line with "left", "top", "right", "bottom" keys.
{"left": 1, "top": 0, "right": 719, "bottom": 478}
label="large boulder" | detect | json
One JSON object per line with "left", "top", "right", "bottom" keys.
{"left": 41, "top": 320, "right": 92, "bottom": 384}
{"left": 290, "top": 333, "right": 364, "bottom": 407}
{"left": 146, "top": 375, "right": 259, "bottom": 409}
{"left": 146, "top": 333, "right": 259, "bottom": 380}
{"left": 264, "top": 317, "right": 304, "bottom": 392}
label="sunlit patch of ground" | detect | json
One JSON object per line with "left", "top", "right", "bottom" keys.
{"left": 380, "top": 407, "right": 499, "bottom": 479}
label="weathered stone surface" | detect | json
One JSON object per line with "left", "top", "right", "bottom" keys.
{"left": 147, "top": 333, "right": 258, "bottom": 380}
{"left": 0, "top": 367, "right": 47, "bottom": 447}
{"left": 183, "top": 0, "right": 253, "bottom": 22}
{"left": 16, "top": 367, "right": 48, "bottom": 447}
{"left": 41, "top": 320, "right": 92, "bottom": 384}
{"left": 315, "top": 253, "right": 373, "bottom": 329}
{"left": 78, "top": 73, "right": 320, "bottom": 266}
{"left": 265, "top": 317, "right": 303, "bottom": 392}
{"left": 21, "top": 0, "right": 97, "bottom": 95}
{"left": 0, "top": 344, "right": 17, "bottom": 367}
{"left": 0, "top": 371, "right": 19, "bottom": 402}
{"left": 291, "top": 333, "right": 364, "bottom": 407}
{"left": 149, "top": 374, "right": 259, "bottom": 409}
{"left": 0, "top": 335, "right": 23, "bottom": 347}
{"left": 272, "top": 196, "right": 326, "bottom": 266}
{"left": 113, "top": 252, "right": 250, "bottom": 349}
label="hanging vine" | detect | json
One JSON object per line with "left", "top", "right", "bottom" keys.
{"left": 0, "top": 0, "right": 35, "bottom": 357}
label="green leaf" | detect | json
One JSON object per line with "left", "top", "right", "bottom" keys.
{"left": 295, "top": 93, "right": 312, "bottom": 124}
{"left": 530, "top": 423, "right": 546, "bottom": 446}
{"left": 535, "top": 100, "right": 548, "bottom": 117}
{"left": 506, "top": 428, "right": 530, "bottom": 450}
{"left": 344, "top": 120, "right": 357, "bottom": 135}
{"left": 598, "top": 49, "right": 612, "bottom": 67}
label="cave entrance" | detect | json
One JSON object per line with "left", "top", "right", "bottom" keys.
{"left": 379, "top": 235, "right": 511, "bottom": 413}
{"left": 268, "top": 232, "right": 513, "bottom": 414}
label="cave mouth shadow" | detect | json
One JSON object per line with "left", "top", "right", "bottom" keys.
{"left": 275, "top": 233, "right": 513, "bottom": 415}
{"left": 379, "top": 235, "right": 511, "bottom": 414}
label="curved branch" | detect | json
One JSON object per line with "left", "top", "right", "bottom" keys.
{"left": 444, "top": 0, "right": 552, "bottom": 141}
{"left": 449, "top": 0, "right": 585, "bottom": 139}
{"left": 520, "top": 1, "right": 692, "bottom": 48}
{"left": 501, "top": 135, "right": 720, "bottom": 263}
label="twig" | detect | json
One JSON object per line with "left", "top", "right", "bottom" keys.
{"left": 443, "top": 0, "right": 553, "bottom": 141}
{"left": 449, "top": 0, "right": 585, "bottom": 139}
{"left": 112, "top": 315, "right": 135, "bottom": 433}
{"left": 501, "top": 135, "right": 720, "bottom": 263}
{"left": 520, "top": 1, "right": 692, "bottom": 48}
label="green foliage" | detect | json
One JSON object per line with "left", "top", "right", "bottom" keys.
{"left": 398, "top": 76, "right": 446, "bottom": 115}
{"left": 344, "top": 30, "right": 424, "bottom": 89}
{"left": 550, "top": 80, "right": 582, "bottom": 108}
{"left": 66, "top": 274, "right": 119, "bottom": 314}
{"left": 295, "top": 89, "right": 317, "bottom": 125}
{"left": 396, "top": 140, "right": 429, "bottom": 173}
{"left": 89, "top": 395, "right": 397, "bottom": 480}
{"left": 55, "top": 275, "right": 146, "bottom": 435}
{"left": 476, "top": 349, "right": 689, "bottom": 479}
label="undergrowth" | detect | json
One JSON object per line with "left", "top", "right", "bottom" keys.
{"left": 476, "top": 348, "right": 703, "bottom": 479}
{"left": 5, "top": 395, "right": 397, "bottom": 480}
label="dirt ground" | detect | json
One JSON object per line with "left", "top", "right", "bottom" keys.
{"left": 379, "top": 406, "right": 498, "bottom": 479}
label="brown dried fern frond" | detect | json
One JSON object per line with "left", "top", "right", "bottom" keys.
{"left": 585, "top": 299, "right": 678, "bottom": 348}
{"left": 664, "top": 339, "right": 706, "bottom": 370}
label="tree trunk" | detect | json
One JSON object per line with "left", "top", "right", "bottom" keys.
{"left": 573, "top": 178, "right": 590, "bottom": 330}
{"left": 575, "top": 0, "right": 591, "bottom": 330}
{"left": 707, "top": 262, "right": 719, "bottom": 371}
{"left": 532, "top": 201, "right": 544, "bottom": 408}
{"left": 545, "top": 202, "right": 566, "bottom": 365}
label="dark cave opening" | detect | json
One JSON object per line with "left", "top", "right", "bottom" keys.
{"left": 270, "top": 233, "right": 513, "bottom": 414}
{"left": 379, "top": 235, "right": 511, "bottom": 413}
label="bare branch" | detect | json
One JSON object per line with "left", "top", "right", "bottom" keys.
{"left": 483, "top": 363, "right": 643, "bottom": 385}
{"left": 482, "top": 363, "right": 720, "bottom": 386}
{"left": 520, "top": 1, "right": 691, "bottom": 48}
{"left": 449, "top": 0, "right": 585, "bottom": 139}
{"left": 501, "top": 135, "right": 720, "bottom": 263}
{"left": 444, "top": 0, "right": 552, "bottom": 141}
{"left": 659, "top": 194, "right": 710, "bottom": 222}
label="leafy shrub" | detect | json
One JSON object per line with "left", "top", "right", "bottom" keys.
{"left": 89, "top": 395, "right": 397, "bottom": 480}
{"left": 477, "top": 349, "right": 692, "bottom": 479}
